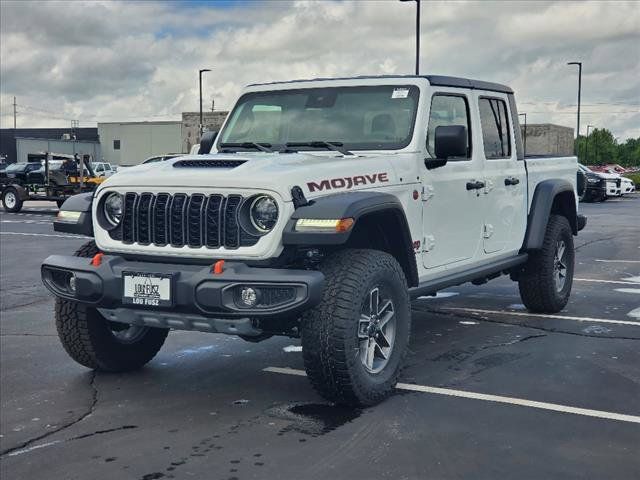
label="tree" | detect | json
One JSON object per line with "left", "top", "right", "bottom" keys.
{"left": 575, "top": 128, "right": 639, "bottom": 167}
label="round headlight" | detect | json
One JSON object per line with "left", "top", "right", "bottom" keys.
{"left": 250, "top": 195, "right": 278, "bottom": 233}
{"left": 103, "top": 192, "right": 123, "bottom": 226}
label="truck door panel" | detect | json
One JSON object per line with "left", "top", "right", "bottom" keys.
{"left": 477, "top": 95, "right": 527, "bottom": 254}
{"left": 421, "top": 92, "right": 484, "bottom": 269}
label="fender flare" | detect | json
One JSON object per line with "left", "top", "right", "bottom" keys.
{"left": 282, "top": 191, "right": 418, "bottom": 286}
{"left": 54, "top": 192, "right": 94, "bottom": 236}
{"left": 522, "top": 179, "right": 577, "bottom": 251}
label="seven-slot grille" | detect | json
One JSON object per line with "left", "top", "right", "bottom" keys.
{"left": 115, "top": 192, "right": 259, "bottom": 249}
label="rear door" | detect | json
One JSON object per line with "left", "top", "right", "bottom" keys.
{"left": 421, "top": 91, "right": 485, "bottom": 269}
{"left": 476, "top": 94, "right": 527, "bottom": 255}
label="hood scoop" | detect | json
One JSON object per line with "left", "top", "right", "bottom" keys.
{"left": 173, "top": 159, "right": 247, "bottom": 169}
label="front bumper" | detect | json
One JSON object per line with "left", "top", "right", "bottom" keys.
{"left": 42, "top": 255, "right": 324, "bottom": 331}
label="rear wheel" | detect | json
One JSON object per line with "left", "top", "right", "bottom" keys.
{"left": 301, "top": 249, "right": 411, "bottom": 406}
{"left": 55, "top": 241, "right": 169, "bottom": 372}
{"left": 2, "top": 187, "right": 23, "bottom": 213}
{"left": 518, "top": 215, "right": 574, "bottom": 313}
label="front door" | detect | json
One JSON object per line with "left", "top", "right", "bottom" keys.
{"left": 422, "top": 92, "right": 485, "bottom": 269}
{"left": 476, "top": 95, "right": 527, "bottom": 255}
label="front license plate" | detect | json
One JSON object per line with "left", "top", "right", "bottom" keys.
{"left": 122, "top": 272, "right": 172, "bottom": 307}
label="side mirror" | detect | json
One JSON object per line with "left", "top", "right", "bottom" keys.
{"left": 199, "top": 130, "right": 218, "bottom": 155}
{"left": 424, "top": 125, "right": 467, "bottom": 170}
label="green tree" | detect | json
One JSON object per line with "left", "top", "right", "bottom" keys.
{"left": 575, "top": 128, "right": 639, "bottom": 167}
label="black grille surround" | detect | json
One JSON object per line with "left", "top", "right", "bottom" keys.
{"left": 110, "top": 192, "right": 261, "bottom": 249}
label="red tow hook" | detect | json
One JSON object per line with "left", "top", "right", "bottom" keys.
{"left": 212, "top": 260, "right": 225, "bottom": 275}
{"left": 90, "top": 253, "right": 104, "bottom": 267}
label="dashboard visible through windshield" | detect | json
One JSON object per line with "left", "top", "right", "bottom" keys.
{"left": 218, "top": 85, "right": 420, "bottom": 152}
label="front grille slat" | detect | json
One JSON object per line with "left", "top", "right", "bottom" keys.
{"left": 114, "top": 192, "right": 261, "bottom": 249}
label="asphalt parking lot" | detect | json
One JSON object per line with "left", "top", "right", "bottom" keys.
{"left": 1, "top": 196, "right": 639, "bottom": 480}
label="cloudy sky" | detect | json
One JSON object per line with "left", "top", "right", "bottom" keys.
{"left": 1, "top": 0, "right": 639, "bottom": 139}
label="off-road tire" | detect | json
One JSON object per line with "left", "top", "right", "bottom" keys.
{"left": 518, "top": 215, "right": 574, "bottom": 313}
{"left": 2, "top": 187, "right": 23, "bottom": 213}
{"left": 300, "top": 249, "right": 411, "bottom": 406}
{"left": 55, "top": 241, "right": 169, "bottom": 372}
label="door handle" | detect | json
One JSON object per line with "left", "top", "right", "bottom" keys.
{"left": 466, "top": 180, "right": 485, "bottom": 190}
{"left": 504, "top": 177, "right": 520, "bottom": 186}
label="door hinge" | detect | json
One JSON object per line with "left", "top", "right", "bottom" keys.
{"left": 423, "top": 235, "right": 436, "bottom": 252}
{"left": 422, "top": 185, "right": 435, "bottom": 201}
{"left": 483, "top": 224, "right": 494, "bottom": 238}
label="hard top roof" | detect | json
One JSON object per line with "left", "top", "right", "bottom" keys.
{"left": 248, "top": 75, "right": 513, "bottom": 94}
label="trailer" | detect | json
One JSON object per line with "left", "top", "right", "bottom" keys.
{"left": 1, "top": 152, "right": 105, "bottom": 213}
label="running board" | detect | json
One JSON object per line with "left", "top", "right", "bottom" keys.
{"left": 409, "top": 254, "right": 528, "bottom": 299}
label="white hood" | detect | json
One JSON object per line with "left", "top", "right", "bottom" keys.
{"left": 99, "top": 152, "right": 404, "bottom": 201}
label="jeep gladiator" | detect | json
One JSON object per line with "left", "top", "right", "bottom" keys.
{"left": 42, "top": 75, "right": 586, "bottom": 406}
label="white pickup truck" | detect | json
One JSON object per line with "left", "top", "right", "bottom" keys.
{"left": 43, "top": 75, "right": 586, "bottom": 406}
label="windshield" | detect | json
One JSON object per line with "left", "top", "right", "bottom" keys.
{"left": 218, "top": 85, "right": 420, "bottom": 152}
{"left": 6, "top": 163, "right": 27, "bottom": 172}
{"left": 579, "top": 164, "right": 592, "bottom": 173}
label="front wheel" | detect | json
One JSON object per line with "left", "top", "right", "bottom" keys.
{"left": 55, "top": 241, "right": 169, "bottom": 371}
{"left": 301, "top": 249, "right": 411, "bottom": 406}
{"left": 518, "top": 215, "right": 575, "bottom": 313}
{"left": 2, "top": 187, "right": 23, "bottom": 213}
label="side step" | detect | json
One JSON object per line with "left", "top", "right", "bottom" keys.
{"left": 409, "top": 254, "right": 528, "bottom": 299}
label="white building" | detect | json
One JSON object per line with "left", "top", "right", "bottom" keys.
{"left": 98, "top": 121, "right": 182, "bottom": 165}
{"left": 16, "top": 137, "right": 101, "bottom": 164}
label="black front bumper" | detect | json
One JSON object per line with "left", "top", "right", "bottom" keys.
{"left": 41, "top": 254, "right": 325, "bottom": 319}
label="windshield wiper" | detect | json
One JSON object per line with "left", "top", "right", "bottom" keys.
{"left": 219, "top": 142, "right": 273, "bottom": 153}
{"left": 283, "top": 141, "right": 354, "bottom": 156}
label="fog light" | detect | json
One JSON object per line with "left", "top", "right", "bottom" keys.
{"left": 240, "top": 287, "right": 258, "bottom": 307}
{"left": 68, "top": 274, "right": 77, "bottom": 294}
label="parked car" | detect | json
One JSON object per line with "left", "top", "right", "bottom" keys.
{"left": 92, "top": 162, "right": 115, "bottom": 178}
{"left": 46, "top": 74, "right": 586, "bottom": 407}
{"left": 578, "top": 164, "right": 621, "bottom": 199}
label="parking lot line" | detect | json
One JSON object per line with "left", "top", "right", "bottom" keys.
{"left": 575, "top": 278, "right": 640, "bottom": 285}
{"left": 442, "top": 307, "right": 640, "bottom": 326}
{"left": 263, "top": 367, "right": 640, "bottom": 424}
{"left": 1, "top": 220, "right": 52, "bottom": 225}
{"left": 0, "top": 232, "right": 89, "bottom": 239}
{"left": 595, "top": 259, "right": 640, "bottom": 264}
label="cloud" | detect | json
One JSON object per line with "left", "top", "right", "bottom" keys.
{"left": 1, "top": 0, "right": 638, "bottom": 140}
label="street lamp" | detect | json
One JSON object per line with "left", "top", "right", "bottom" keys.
{"left": 400, "top": 0, "right": 421, "bottom": 75}
{"left": 567, "top": 62, "right": 582, "bottom": 146}
{"left": 518, "top": 112, "right": 527, "bottom": 156}
{"left": 585, "top": 124, "right": 594, "bottom": 163}
{"left": 199, "top": 68, "right": 211, "bottom": 137}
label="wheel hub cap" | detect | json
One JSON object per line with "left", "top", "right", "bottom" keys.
{"left": 358, "top": 287, "right": 396, "bottom": 374}
{"left": 553, "top": 240, "right": 567, "bottom": 292}
{"left": 5, "top": 192, "right": 16, "bottom": 208}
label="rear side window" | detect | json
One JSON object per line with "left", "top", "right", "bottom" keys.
{"left": 478, "top": 98, "right": 511, "bottom": 159}
{"left": 426, "top": 94, "right": 471, "bottom": 160}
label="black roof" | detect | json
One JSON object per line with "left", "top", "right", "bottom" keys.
{"left": 248, "top": 75, "right": 513, "bottom": 94}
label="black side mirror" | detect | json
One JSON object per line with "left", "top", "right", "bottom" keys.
{"left": 424, "top": 125, "right": 467, "bottom": 170}
{"left": 435, "top": 125, "right": 467, "bottom": 159}
{"left": 199, "top": 130, "right": 218, "bottom": 154}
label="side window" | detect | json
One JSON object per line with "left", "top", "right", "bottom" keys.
{"left": 426, "top": 94, "right": 471, "bottom": 160}
{"left": 95, "top": 165, "right": 104, "bottom": 172}
{"left": 478, "top": 98, "right": 511, "bottom": 159}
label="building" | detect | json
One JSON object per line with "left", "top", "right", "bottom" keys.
{"left": 0, "top": 128, "right": 99, "bottom": 163}
{"left": 521, "top": 124, "right": 574, "bottom": 156}
{"left": 97, "top": 121, "right": 182, "bottom": 165}
{"left": 16, "top": 137, "right": 100, "bottom": 164}
{"left": 181, "top": 111, "right": 228, "bottom": 154}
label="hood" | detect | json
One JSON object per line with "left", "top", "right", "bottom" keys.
{"left": 99, "top": 152, "right": 404, "bottom": 201}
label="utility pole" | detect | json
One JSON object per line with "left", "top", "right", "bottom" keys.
{"left": 400, "top": 0, "right": 421, "bottom": 75}
{"left": 199, "top": 68, "right": 211, "bottom": 137}
{"left": 13, "top": 96, "right": 17, "bottom": 129}
{"left": 567, "top": 62, "right": 582, "bottom": 151}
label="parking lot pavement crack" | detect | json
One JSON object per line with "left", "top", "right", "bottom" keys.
{"left": 0, "top": 371, "right": 99, "bottom": 458}
{"left": 575, "top": 235, "right": 617, "bottom": 252}
{"left": 414, "top": 306, "right": 640, "bottom": 341}
{"left": 478, "top": 334, "right": 547, "bottom": 350}
{"left": 0, "top": 295, "right": 51, "bottom": 312}
{"left": 0, "top": 333, "right": 57, "bottom": 337}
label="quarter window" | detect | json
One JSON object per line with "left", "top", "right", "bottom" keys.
{"left": 478, "top": 98, "right": 511, "bottom": 159}
{"left": 426, "top": 94, "right": 471, "bottom": 160}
